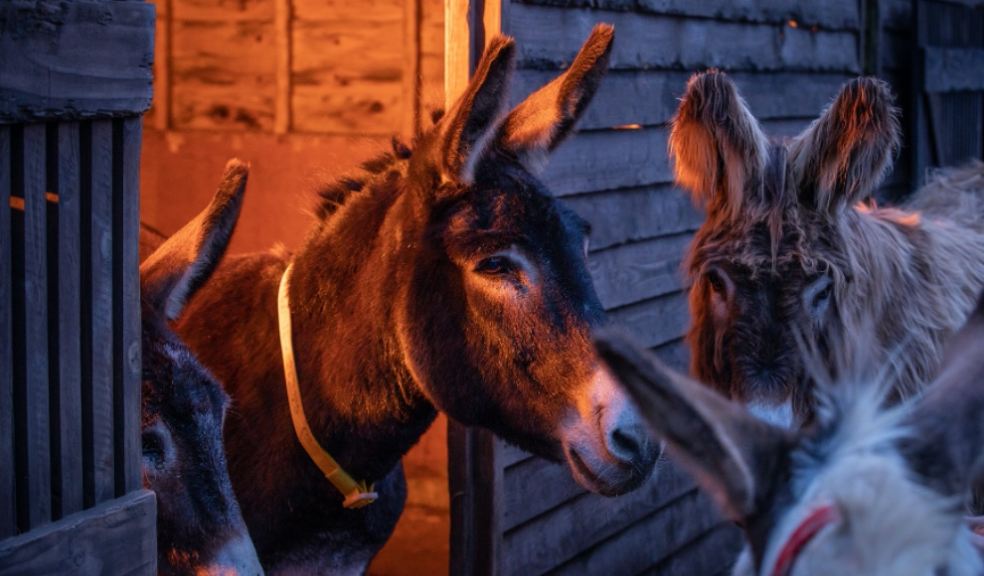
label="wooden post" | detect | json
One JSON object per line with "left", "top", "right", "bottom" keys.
{"left": 0, "top": 126, "right": 13, "bottom": 539}
{"left": 404, "top": 0, "right": 423, "bottom": 139}
{"left": 445, "top": 2, "right": 506, "bottom": 574}
{"left": 274, "top": 0, "right": 292, "bottom": 134}
{"left": 154, "top": 0, "right": 171, "bottom": 131}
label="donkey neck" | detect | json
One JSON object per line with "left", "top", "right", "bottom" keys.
{"left": 286, "top": 175, "right": 437, "bottom": 481}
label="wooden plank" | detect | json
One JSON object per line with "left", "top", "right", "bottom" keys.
{"left": 608, "top": 290, "right": 690, "bottom": 348}
{"left": 171, "top": 0, "right": 274, "bottom": 21}
{"left": 0, "top": 489, "right": 156, "bottom": 575}
{"left": 883, "top": 0, "right": 913, "bottom": 31}
{"left": 403, "top": 0, "right": 421, "bottom": 138}
{"left": 513, "top": 0, "right": 861, "bottom": 30}
{"left": 502, "top": 456, "right": 585, "bottom": 532}
{"left": 290, "top": 12, "right": 404, "bottom": 134}
{"left": 170, "top": 19, "right": 276, "bottom": 131}
{"left": 923, "top": 47, "right": 984, "bottom": 92}
{"left": 567, "top": 185, "right": 702, "bottom": 252}
{"left": 509, "top": 5, "right": 861, "bottom": 73}
{"left": 274, "top": 0, "right": 292, "bottom": 134}
{"left": 548, "top": 489, "right": 726, "bottom": 576}
{"left": 0, "top": 126, "right": 12, "bottom": 539}
{"left": 118, "top": 119, "right": 143, "bottom": 493}
{"left": 20, "top": 124, "right": 51, "bottom": 530}
{"left": 590, "top": 234, "right": 691, "bottom": 310}
{"left": 513, "top": 70, "right": 850, "bottom": 131}
{"left": 501, "top": 461, "right": 693, "bottom": 575}
{"left": 499, "top": 440, "right": 532, "bottom": 469}
{"left": 56, "top": 123, "right": 84, "bottom": 517}
{"left": 649, "top": 521, "right": 744, "bottom": 576}
{"left": 89, "top": 121, "right": 115, "bottom": 505}
{"left": 0, "top": 1, "right": 154, "bottom": 123}
{"left": 419, "top": 0, "right": 445, "bottom": 126}
{"left": 151, "top": 0, "right": 171, "bottom": 131}
{"left": 653, "top": 337, "right": 690, "bottom": 372}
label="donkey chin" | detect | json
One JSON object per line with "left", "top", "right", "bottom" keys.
{"left": 559, "top": 369, "right": 662, "bottom": 496}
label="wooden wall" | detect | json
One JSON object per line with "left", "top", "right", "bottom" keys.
{"left": 450, "top": 1, "right": 916, "bottom": 574}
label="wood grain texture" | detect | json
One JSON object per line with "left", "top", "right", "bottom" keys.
{"left": 0, "top": 1, "right": 154, "bottom": 123}
{"left": 171, "top": 19, "right": 277, "bottom": 131}
{"left": 56, "top": 123, "right": 84, "bottom": 518}
{"left": 549, "top": 488, "right": 726, "bottom": 575}
{"left": 513, "top": 0, "right": 860, "bottom": 30}
{"left": 509, "top": 4, "right": 860, "bottom": 73}
{"left": 501, "top": 462, "right": 694, "bottom": 575}
{"left": 513, "top": 70, "right": 852, "bottom": 130}
{"left": 0, "top": 126, "right": 13, "bottom": 539}
{"left": 119, "top": 119, "right": 142, "bottom": 493}
{"left": 923, "top": 47, "right": 984, "bottom": 92}
{"left": 21, "top": 124, "right": 51, "bottom": 530}
{"left": 89, "top": 121, "right": 115, "bottom": 505}
{"left": 589, "top": 233, "right": 691, "bottom": 310}
{"left": 0, "top": 489, "right": 156, "bottom": 576}
{"left": 609, "top": 290, "right": 691, "bottom": 349}
{"left": 291, "top": 1, "right": 404, "bottom": 134}
{"left": 543, "top": 127, "right": 672, "bottom": 196}
{"left": 566, "top": 185, "right": 703, "bottom": 252}
{"left": 649, "top": 521, "right": 744, "bottom": 575}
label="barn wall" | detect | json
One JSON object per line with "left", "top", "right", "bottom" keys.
{"left": 139, "top": 2, "right": 449, "bottom": 575}
{"left": 491, "top": 1, "right": 885, "bottom": 573}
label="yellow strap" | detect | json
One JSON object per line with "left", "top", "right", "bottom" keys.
{"left": 278, "top": 264, "right": 378, "bottom": 509}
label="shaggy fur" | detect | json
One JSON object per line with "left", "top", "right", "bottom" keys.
{"left": 672, "top": 71, "right": 984, "bottom": 423}
{"left": 597, "top": 295, "right": 984, "bottom": 576}
{"left": 140, "top": 161, "right": 262, "bottom": 575}
{"left": 175, "top": 26, "right": 660, "bottom": 574}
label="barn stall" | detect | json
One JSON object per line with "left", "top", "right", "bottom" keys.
{"left": 5, "top": 0, "right": 981, "bottom": 574}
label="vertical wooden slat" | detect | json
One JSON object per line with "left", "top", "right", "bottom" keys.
{"left": 21, "top": 124, "right": 51, "bottom": 529}
{"left": 154, "top": 0, "right": 171, "bottom": 131}
{"left": 0, "top": 126, "right": 14, "bottom": 539}
{"left": 404, "top": 0, "right": 422, "bottom": 139}
{"left": 446, "top": 2, "right": 506, "bottom": 574}
{"left": 117, "top": 118, "right": 142, "bottom": 493}
{"left": 274, "top": 0, "right": 292, "bottom": 134}
{"left": 89, "top": 120, "right": 115, "bottom": 504}
{"left": 56, "top": 123, "right": 84, "bottom": 516}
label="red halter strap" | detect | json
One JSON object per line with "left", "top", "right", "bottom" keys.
{"left": 770, "top": 503, "right": 841, "bottom": 576}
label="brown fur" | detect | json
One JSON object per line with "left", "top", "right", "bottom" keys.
{"left": 671, "top": 71, "right": 984, "bottom": 424}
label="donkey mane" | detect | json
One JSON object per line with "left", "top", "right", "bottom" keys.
{"left": 314, "top": 137, "right": 413, "bottom": 220}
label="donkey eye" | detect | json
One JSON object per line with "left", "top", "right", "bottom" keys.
{"left": 706, "top": 269, "right": 726, "bottom": 295}
{"left": 814, "top": 284, "right": 832, "bottom": 305}
{"left": 475, "top": 256, "right": 516, "bottom": 276}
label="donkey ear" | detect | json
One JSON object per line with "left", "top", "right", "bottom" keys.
{"left": 669, "top": 70, "right": 769, "bottom": 220}
{"left": 497, "top": 24, "right": 614, "bottom": 173}
{"left": 140, "top": 159, "right": 248, "bottom": 320}
{"left": 438, "top": 36, "right": 516, "bottom": 184}
{"left": 789, "top": 78, "right": 900, "bottom": 213}
{"left": 901, "top": 293, "right": 984, "bottom": 499}
{"left": 595, "top": 328, "right": 792, "bottom": 521}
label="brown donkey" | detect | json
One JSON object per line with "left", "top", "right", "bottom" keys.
{"left": 176, "top": 26, "right": 659, "bottom": 573}
{"left": 670, "top": 71, "right": 984, "bottom": 427}
{"left": 140, "top": 161, "right": 262, "bottom": 575}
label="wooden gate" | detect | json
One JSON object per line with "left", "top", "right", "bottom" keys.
{"left": 0, "top": 1, "right": 156, "bottom": 573}
{"left": 913, "top": 0, "right": 984, "bottom": 188}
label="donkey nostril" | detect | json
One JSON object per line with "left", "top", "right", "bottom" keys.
{"left": 609, "top": 425, "right": 646, "bottom": 462}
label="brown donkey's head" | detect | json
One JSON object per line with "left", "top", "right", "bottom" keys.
{"left": 669, "top": 71, "right": 900, "bottom": 425}
{"left": 384, "top": 25, "right": 659, "bottom": 494}
{"left": 140, "top": 161, "right": 262, "bottom": 575}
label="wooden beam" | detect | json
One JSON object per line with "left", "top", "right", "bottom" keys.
{"left": 922, "top": 47, "right": 984, "bottom": 92}
{"left": 153, "top": 0, "right": 171, "bottom": 131}
{"left": 0, "top": 126, "right": 13, "bottom": 540}
{"left": 404, "top": 0, "right": 422, "bottom": 139}
{"left": 0, "top": 490, "right": 156, "bottom": 575}
{"left": 274, "top": 0, "right": 292, "bottom": 134}
{"left": 0, "top": 1, "right": 155, "bottom": 124}
{"left": 445, "top": 4, "right": 506, "bottom": 574}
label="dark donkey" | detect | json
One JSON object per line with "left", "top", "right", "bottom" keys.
{"left": 176, "top": 25, "right": 659, "bottom": 573}
{"left": 141, "top": 161, "right": 262, "bottom": 575}
{"left": 669, "top": 71, "right": 984, "bottom": 427}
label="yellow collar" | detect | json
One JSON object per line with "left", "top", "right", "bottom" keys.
{"left": 277, "top": 264, "right": 377, "bottom": 509}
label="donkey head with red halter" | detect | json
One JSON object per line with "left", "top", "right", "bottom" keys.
{"left": 596, "top": 295, "right": 984, "bottom": 576}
